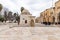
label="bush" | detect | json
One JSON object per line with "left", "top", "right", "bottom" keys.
{"left": 0, "top": 15, "right": 4, "bottom": 22}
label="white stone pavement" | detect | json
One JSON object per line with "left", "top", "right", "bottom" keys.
{"left": 0, "top": 23, "right": 60, "bottom": 40}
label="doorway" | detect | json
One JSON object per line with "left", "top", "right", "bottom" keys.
{"left": 25, "top": 20, "right": 27, "bottom": 23}
{"left": 58, "top": 13, "right": 60, "bottom": 24}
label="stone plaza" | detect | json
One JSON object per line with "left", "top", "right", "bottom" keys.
{"left": 0, "top": 22, "right": 60, "bottom": 40}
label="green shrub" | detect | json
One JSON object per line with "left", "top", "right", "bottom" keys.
{"left": 0, "top": 15, "right": 4, "bottom": 22}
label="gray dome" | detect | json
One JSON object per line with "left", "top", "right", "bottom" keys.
{"left": 21, "top": 9, "right": 31, "bottom": 15}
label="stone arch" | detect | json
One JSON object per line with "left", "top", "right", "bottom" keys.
{"left": 30, "top": 19, "right": 35, "bottom": 27}
{"left": 25, "top": 20, "right": 27, "bottom": 23}
{"left": 53, "top": 16, "right": 55, "bottom": 24}
{"left": 58, "top": 12, "right": 60, "bottom": 23}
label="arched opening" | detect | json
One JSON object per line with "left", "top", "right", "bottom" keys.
{"left": 31, "top": 19, "right": 34, "bottom": 23}
{"left": 25, "top": 20, "right": 27, "bottom": 23}
{"left": 43, "top": 17, "right": 46, "bottom": 24}
{"left": 53, "top": 16, "right": 55, "bottom": 24}
{"left": 58, "top": 12, "right": 60, "bottom": 24}
{"left": 30, "top": 19, "right": 35, "bottom": 27}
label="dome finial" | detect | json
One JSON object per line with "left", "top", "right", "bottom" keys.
{"left": 21, "top": 7, "right": 24, "bottom": 12}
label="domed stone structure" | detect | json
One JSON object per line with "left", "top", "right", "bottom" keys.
{"left": 20, "top": 7, "right": 35, "bottom": 26}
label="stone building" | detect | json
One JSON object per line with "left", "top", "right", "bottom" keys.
{"left": 39, "top": 0, "right": 60, "bottom": 24}
{"left": 40, "top": 7, "right": 55, "bottom": 24}
{"left": 36, "top": 11, "right": 46, "bottom": 23}
{"left": 40, "top": 11, "right": 45, "bottom": 23}
{"left": 35, "top": 17, "right": 40, "bottom": 23}
{"left": 45, "top": 8, "right": 55, "bottom": 24}
{"left": 54, "top": 0, "right": 60, "bottom": 24}
{"left": 20, "top": 7, "right": 35, "bottom": 25}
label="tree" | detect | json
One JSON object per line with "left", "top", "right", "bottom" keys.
{"left": 14, "top": 13, "right": 17, "bottom": 18}
{"left": 8, "top": 11, "right": 12, "bottom": 22}
{"left": 4, "top": 11, "right": 7, "bottom": 22}
{"left": 0, "top": 15, "right": 4, "bottom": 22}
{"left": 0, "top": 4, "right": 3, "bottom": 12}
{"left": 16, "top": 16, "right": 20, "bottom": 25}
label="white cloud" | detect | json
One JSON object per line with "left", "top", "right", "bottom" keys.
{"left": 0, "top": 0, "right": 58, "bottom": 17}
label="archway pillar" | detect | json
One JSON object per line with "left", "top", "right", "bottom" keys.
{"left": 55, "top": 16, "right": 58, "bottom": 24}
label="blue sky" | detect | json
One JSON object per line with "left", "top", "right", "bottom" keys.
{"left": 0, "top": 0, "right": 58, "bottom": 17}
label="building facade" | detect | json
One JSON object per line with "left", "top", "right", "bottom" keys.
{"left": 40, "top": 0, "right": 60, "bottom": 24}
{"left": 40, "top": 7, "right": 55, "bottom": 24}
{"left": 35, "top": 17, "right": 40, "bottom": 23}
{"left": 54, "top": 0, "right": 60, "bottom": 24}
